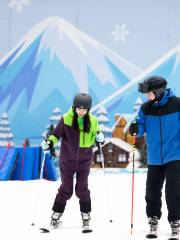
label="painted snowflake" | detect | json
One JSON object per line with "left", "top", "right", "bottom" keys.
{"left": 8, "top": 0, "right": 31, "bottom": 13}
{"left": 111, "top": 24, "right": 130, "bottom": 43}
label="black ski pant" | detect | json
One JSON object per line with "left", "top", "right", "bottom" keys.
{"left": 145, "top": 161, "right": 180, "bottom": 223}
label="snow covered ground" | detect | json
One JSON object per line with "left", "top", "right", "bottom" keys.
{"left": 0, "top": 168, "right": 171, "bottom": 240}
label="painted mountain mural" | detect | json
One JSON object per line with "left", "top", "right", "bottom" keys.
{"left": 92, "top": 44, "right": 180, "bottom": 123}
{"left": 0, "top": 17, "right": 141, "bottom": 143}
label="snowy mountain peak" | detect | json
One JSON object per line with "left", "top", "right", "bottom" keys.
{"left": 0, "top": 17, "right": 140, "bottom": 87}
{"left": 0, "top": 17, "right": 142, "bottom": 141}
{"left": 6, "top": 16, "right": 89, "bottom": 63}
{"left": 92, "top": 43, "right": 180, "bottom": 113}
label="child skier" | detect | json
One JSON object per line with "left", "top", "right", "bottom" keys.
{"left": 41, "top": 93, "right": 104, "bottom": 233}
{"left": 129, "top": 76, "right": 180, "bottom": 240}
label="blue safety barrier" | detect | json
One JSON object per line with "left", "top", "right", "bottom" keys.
{"left": 0, "top": 146, "right": 57, "bottom": 181}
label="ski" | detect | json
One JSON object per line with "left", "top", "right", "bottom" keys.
{"left": 39, "top": 225, "right": 93, "bottom": 234}
{"left": 146, "top": 234, "right": 179, "bottom": 240}
{"left": 168, "top": 238, "right": 179, "bottom": 240}
{"left": 39, "top": 223, "right": 61, "bottom": 233}
{"left": 82, "top": 227, "right": 93, "bottom": 234}
{"left": 167, "top": 235, "right": 179, "bottom": 240}
{"left": 39, "top": 227, "right": 51, "bottom": 233}
{"left": 146, "top": 233, "right": 157, "bottom": 239}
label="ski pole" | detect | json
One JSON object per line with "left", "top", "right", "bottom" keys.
{"left": 20, "top": 142, "right": 27, "bottom": 180}
{"left": 31, "top": 149, "right": 49, "bottom": 227}
{"left": 0, "top": 143, "right": 11, "bottom": 170}
{"left": 99, "top": 143, "right": 113, "bottom": 223}
{"left": 130, "top": 134, "right": 136, "bottom": 235}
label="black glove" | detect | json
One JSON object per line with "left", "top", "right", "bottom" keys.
{"left": 129, "top": 122, "right": 139, "bottom": 136}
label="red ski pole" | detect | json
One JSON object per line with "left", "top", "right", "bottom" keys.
{"left": 20, "top": 142, "right": 27, "bottom": 180}
{"left": 0, "top": 143, "right": 11, "bottom": 169}
{"left": 130, "top": 134, "right": 136, "bottom": 235}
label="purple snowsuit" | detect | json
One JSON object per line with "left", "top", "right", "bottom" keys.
{"left": 52, "top": 109, "right": 99, "bottom": 213}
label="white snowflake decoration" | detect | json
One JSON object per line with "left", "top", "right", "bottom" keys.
{"left": 111, "top": 24, "right": 130, "bottom": 43}
{"left": 8, "top": 0, "right": 31, "bottom": 13}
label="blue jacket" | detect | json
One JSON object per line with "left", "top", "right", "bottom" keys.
{"left": 137, "top": 89, "right": 180, "bottom": 165}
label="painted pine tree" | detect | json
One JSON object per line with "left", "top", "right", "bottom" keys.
{"left": 123, "top": 96, "right": 143, "bottom": 134}
{"left": 134, "top": 96, "right": 143, "bottom": 112}
{"left": 49, "top": 107, "right": 62, "bottom": 127}
{"left": 96, "top": 106, "right": 112, "bottom": 137}
{"left": 42, "top": 107, "right": 61, "bottom": 160}
{"left": 0, "top": 113, "right": 14, "bottom": 147}
{"left": 49, "top": 107, "right": 61, "bottom": 160}
{"left": 42, "top": 107, "right": 62, "bottom": 137}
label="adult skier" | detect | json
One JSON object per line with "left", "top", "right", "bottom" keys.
{"left": 41, "top": 93, "right": 105, "bottom": 233}
{"left": 129, "top": 76, "right": 180, "bottom": 240}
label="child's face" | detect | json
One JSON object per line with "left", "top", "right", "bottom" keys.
{"left": 76, "top": 108, "right": 88, "bottom": 118}
{"left": 145, "top": 91, "right": 156, "bottom": 101}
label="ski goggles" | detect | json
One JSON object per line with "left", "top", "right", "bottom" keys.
{"left": 138, "top": 83, "right": 149, "bottom": 93}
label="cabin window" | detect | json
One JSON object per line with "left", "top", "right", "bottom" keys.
{"left": 96, "top": 154, "right": 104, "bottom": 163}
{"left": 118, "top": 153, "right": 127, "bottom": 162}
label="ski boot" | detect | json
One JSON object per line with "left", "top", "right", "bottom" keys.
{"left": 39, "top": 212, "right": 63, "bottom": 233}
{"left": 81, "top": 212, "right": 92, "bottom": 233}
{"left": 168, "top": 220, "right": 180, "bottom": 240}
{"left": 50, "top": 212, "right": 63, "bottom": 229}
{"left": 146, "top": 216, "right": 158, "bottom": 239}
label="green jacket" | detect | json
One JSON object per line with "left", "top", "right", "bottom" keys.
{"left": 49, "top": 108, "right": 100, "bottom": 170}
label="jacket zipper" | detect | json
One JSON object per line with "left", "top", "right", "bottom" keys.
{"left": 159, "top": 116, "right": 163, "bottom": 164}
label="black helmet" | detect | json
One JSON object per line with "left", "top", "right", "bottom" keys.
{"left": 138, "top": 76, "right": 167, "bottom": 99}
{"left": 73, "top": 93, "right": 92, "bottom": 109}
